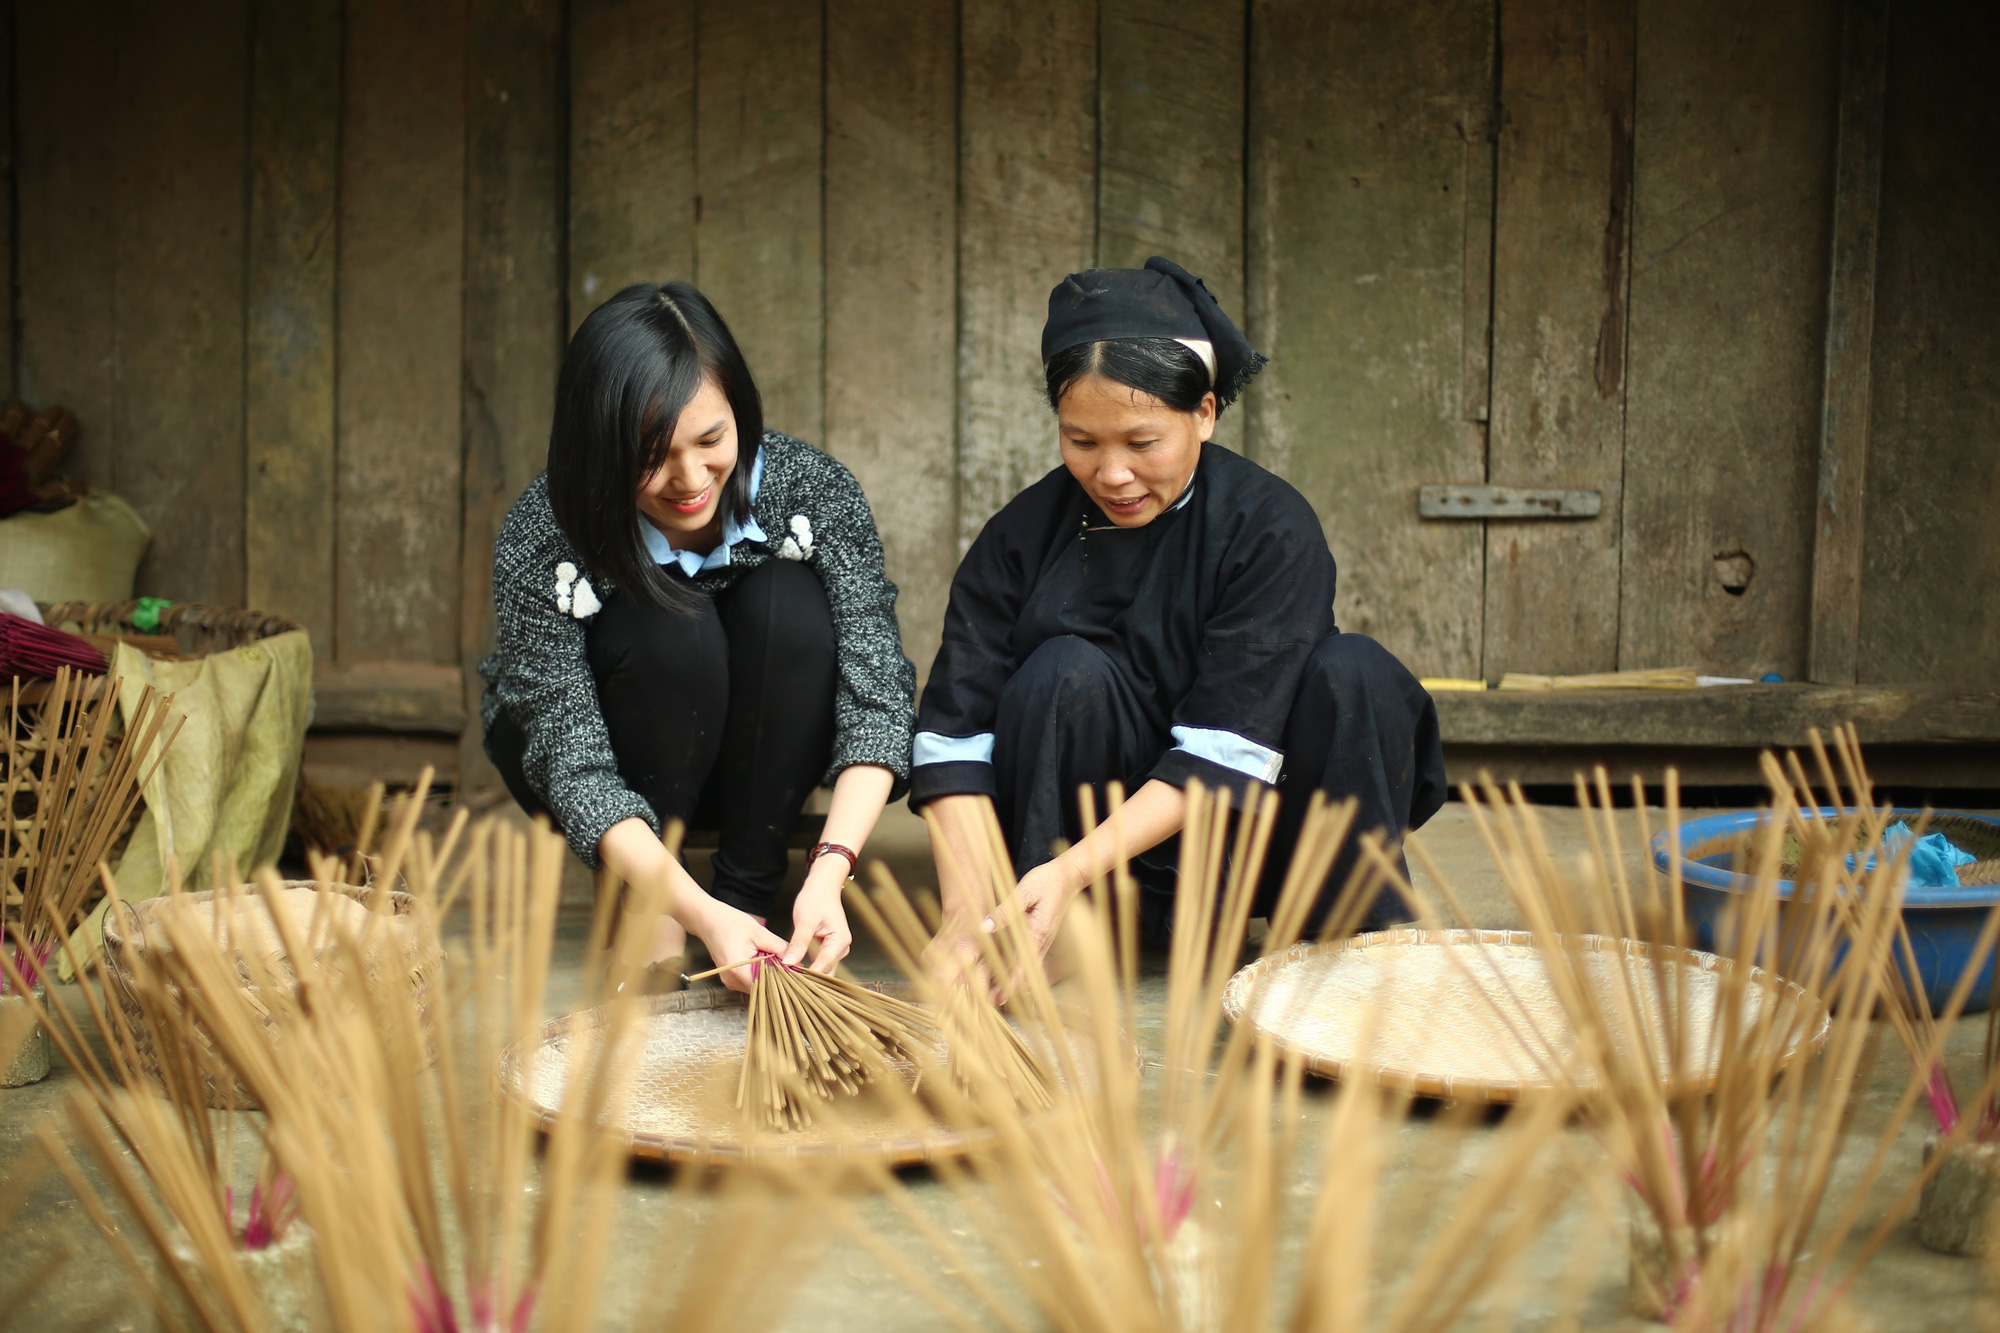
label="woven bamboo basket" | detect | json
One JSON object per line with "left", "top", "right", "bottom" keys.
{"left": 101, "top": 882, "right": 445, "bottom": 1110}
{"left": 0, "top": 600, "right": 307, "bottom": 931}
{"left": 1221, "top": 928, "right": 1828, "bottom": 1103}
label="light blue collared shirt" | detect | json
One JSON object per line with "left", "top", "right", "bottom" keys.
{"left": 640, "top": 448, "right": 768, "bottom": 576}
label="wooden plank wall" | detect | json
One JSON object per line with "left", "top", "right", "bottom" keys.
{"left": 1, "top": 0, "right": 1991, "bottom": 777}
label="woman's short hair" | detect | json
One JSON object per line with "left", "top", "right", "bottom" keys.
{"left": 1044, "top": 337, "right": 1251, "bottom": 417}
{"left": 546, "top": 281, "right": 763, "bottom": 614}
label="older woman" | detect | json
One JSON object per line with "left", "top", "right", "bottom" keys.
{"left": 914, "top": 257, "right": 1445, "bottom": 972}
{"left": 481, "top": 281, "right": 914, "bottom": 990}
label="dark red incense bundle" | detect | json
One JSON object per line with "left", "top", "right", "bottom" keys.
{"left": 0, "top": 612, "right": 105, "bottom": 678}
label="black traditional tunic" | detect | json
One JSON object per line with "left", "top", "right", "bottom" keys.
{"left": 914, "top": 441, "right": 1333, "bottom": 805}
{"left": 912, "top": 441, "right": 1446, "bottom": 935}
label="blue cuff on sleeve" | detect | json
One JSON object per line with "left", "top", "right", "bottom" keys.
{"left": 1167, "top": 726, "right": 1283, "bottom": 784}
{"left": 913, "top": 730, "right": 995, "bottom": 766}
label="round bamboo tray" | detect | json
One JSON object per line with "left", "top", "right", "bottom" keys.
{"left": 1221, "top": 928, "right": 1829, "bottom": 1103}
{"left": 502, "top": 984, "right": 1069, "bottom": 1166}
{"left": 101, "top": 882, "right": 445, "bottom": 1110}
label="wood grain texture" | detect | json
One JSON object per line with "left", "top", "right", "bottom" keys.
{"left": 1805, "top": 0, "right": 1887, "bottom": 685}
{"left": 1435, "top": 685, "right": 2000, "bottom": 747}
{"left": 245, "top": 0, "right": 340, "bottom": 651}
{"left": 312, "top": 661, "right": 469, "bottom": 732}
{"left": 1247, "top": 0, "right": 1494, "bottom": 678}
{"left": 957, "top": 0, "right": 1098, "bottom": 550}
{"left": 462, "top": 0, "right": 565, "bottom": 780}
{"left": 1856, "top": 1, "right": 2000, "bottom": 688}
{"left": 568, "top": 0, "right": 695, "bottom": 329}
{"left": 1097, "top": 0, "right": 1247, "bottom": 452}
{"left": 16, "top": 0, "right": 120, "bottom": 487}
{"left": 1616, "top": 0, "right": 1839, "bottom": 679}
{"left": 825, "top": 0, "right": 957, "bottom": 682}
{"left": 338, "top": 0, "right": 468, "bottom": 665}
{"left": 1482, "top": 0, "right": 1633, "bottom": 678}
{"left": 112, "top": 0, "right": 250, "bottom": 605}
{"left": 696, "top": 0, "right": 823, "bottom": 443}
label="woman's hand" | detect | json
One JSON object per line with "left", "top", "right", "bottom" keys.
{"left": 785, "top": 858, "right": 855, "bottom": 974}
{"left": 1001, "top": 856, "right": 1087, "bottom": 963}
{"left": 685, "top": 897, "right": 788, "bottom": 994}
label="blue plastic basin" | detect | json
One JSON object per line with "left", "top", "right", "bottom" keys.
{"left": 1651, "top": 809, "right": 1999, "bottom": 1014}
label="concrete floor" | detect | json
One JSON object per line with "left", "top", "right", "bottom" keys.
{"left": 2, "top": 802, "right": 1996, "bottom": 1330}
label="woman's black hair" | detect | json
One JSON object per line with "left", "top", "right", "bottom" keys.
{"left": 1044, "top": 337, "right": 1256, "bottom": 416}
{"left": 545, "top": 280, "right": 763, "bottom": 615}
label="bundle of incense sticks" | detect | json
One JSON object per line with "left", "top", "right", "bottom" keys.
{"left": 1372, "top": 742, "right": 2000, "bottom": 1329}
{"left": 1, "top": 668, "right": 179, "bottom": 996}
{"left": 735, "top": 952, "right": 936, "bottom": 1131}
{"left": 813, "top": 781, "right": 1595, "bottom": 1333}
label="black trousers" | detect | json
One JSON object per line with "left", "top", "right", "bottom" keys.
{"left": 991, "top": 633, "right": 1447, "bottom": 940}
{"left": 487, "top": 559, "right": 837, "bottom": 917}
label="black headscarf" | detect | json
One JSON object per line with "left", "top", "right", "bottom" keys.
{"left": 1041, "top": 256, "right": 1267, "bottom": 406}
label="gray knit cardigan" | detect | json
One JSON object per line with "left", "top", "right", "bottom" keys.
{"left": 478, "top": 431, "right": 916, "bottom": 867}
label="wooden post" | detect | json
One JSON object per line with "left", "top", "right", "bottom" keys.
{"left": 1807, "top": 0, "right": 1888, "bottom": 685}
{"left": 825, "top": 0, "right": 958, "bottom": 681}
{"left": 569, "top": 0, "right": 696, "bottom": 330}
{"left": 337, "top": 0, "right": 469, "bottom": 667}
{"left": 957, "top": 0, "right": 1098, "bottom": 552}
{"left": 461, "top": 0, "right": 565, "bottom": 789}
{"left": 696, "top": 0, "right": 824, "bottom": 445}
{"left": 1482, "top": 0, "right": 1635, "bottom": 680}
{"left": 1097, "top": 0, "right": 1247, "bottom": 451}
{"left": 246, "top": 0, "right": 340, "bottom": 650}
{"left": 1246, "top": 0, "right": 1494, "bottom": 678}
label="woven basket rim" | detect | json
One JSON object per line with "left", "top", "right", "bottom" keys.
{"left": 102, "top": 881, "right": 415, "bottom": 961}
{"left": 36, "top": 599, "right": 304, "bottom": 652}
{"left": 500, "top": 983, "right": 1003, "bottom": 1166}
{"left": 1220, "top": 928, "right": 1830, "bottom": 1104}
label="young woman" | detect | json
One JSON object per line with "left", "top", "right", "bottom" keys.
{"left": 481, "top": 281, "right": 914, "bottom": 991}
{"left": 913, "top": 257, "right": 1446, "bottom": 981}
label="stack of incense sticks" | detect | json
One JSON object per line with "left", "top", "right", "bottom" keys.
{"left": 1375, "top": 737, "right": 2000, "bottom": 1328}
{"left": 802, "top": 780, "right": 1594, "bottom": 1333}
{"left": 736, "top": 952, "right": 935, "bottom": 1131}
{"left": 0, "top": 614, "right": 106, "bottom": 678}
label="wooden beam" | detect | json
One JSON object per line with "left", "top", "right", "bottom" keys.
{"left": 957, "top": 0, "right": 1098, "bottom": 550}
{"left": 312, "top": 661, "right": 469, "bottom": 733}
{"left": 696, "top": 0, "right": 824, "bottom": 444}
{"left": 1246, "top": 0, "right": 1494, "bottom": 678}
{"left": 569, "top": 0, "right": 695, "bottom": 329}
{"left": 1483, "top": 0, "right": 1634, "bottom": 678}
{"left": 1433, "top": 684, "right": 2000, "bottom": 748}
{"left": 1807, "top": 0, "right": 1889, "bottom": 685}
{"left": 1097, "top": 0, "right": 1246, "bottom": 451}
{"left": 1444, "top": 742, "right": 2000, "bottom": 790}
{"left": 825, "top": 0, "right": 957, "bottom": 683}
{"left": 245, "top": 0, "right": 340, "bottom": 649}
{"left": 461, "top": 0, "right": 565, "bottom": 787}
